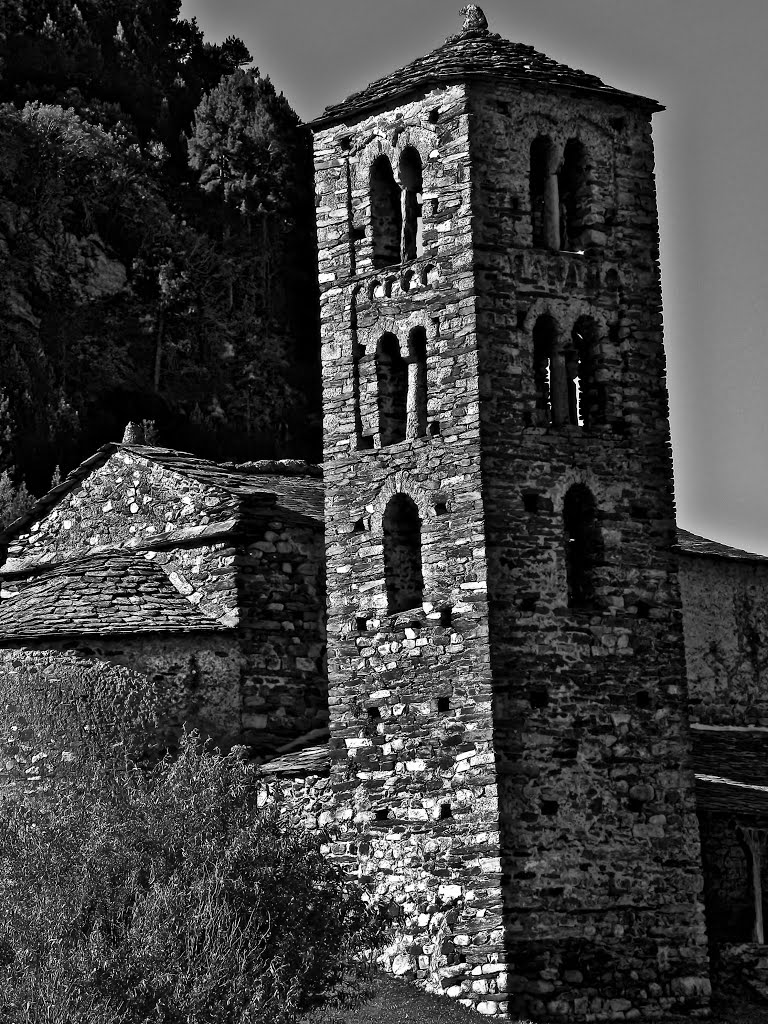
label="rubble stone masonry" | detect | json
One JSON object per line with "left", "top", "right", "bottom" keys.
{"left": 312, "top": 63, "right": 710, "bottom": 1018}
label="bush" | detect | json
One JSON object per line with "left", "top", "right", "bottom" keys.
{"left": 0, "top": 733, "right": 384, "bottom": 1024}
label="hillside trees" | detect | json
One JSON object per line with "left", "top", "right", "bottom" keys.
{"left": 0, "top": 2, "right": 321, "bottom": 497}
{"left": 0, "top": 0, "right": 250, "bottom": 165}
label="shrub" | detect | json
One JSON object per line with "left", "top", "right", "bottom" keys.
{"left": 0, "top": 733, "right": 384, "bottom": 1024}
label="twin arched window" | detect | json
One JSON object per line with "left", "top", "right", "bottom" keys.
{"left": 530, "top": 135, "right": 594, "bottom": 252}
{"left": 531, "top": 314, "right": 604, "bottom": 428}
{"left": 370, "top": 148, "right": 423, "bottom": 269}
{"left": 374, "top": 327, "right": 428, "bottom": 446}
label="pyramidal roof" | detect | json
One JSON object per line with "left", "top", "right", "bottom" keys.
{"left": 312, "top": 5, "right": 660, "bottom": 127}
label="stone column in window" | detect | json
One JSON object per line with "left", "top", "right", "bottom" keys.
{"left": 550, "top": 352, "right": 569, "bottom": 426}
{"left": 543, "top": 144, "right": 562, "bottom": 251}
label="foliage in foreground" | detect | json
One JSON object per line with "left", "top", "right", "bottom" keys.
{"left": 0, "top": 734, "right": 384, "bottom": 1024}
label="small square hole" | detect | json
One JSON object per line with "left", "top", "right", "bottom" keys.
{"left": 636, "top": 600, "right": 650, "bottom": 619}
{"left": 440, "top": 803, "right": 453, "bottom": 819}
{"left": 367, "top": 706, "right": 381, "bottom": 720}
{"left": 440, "top": 607, "right": 452, "bottom": 627}
{"left": 529, "top": 687, "right": 549, "bottom": 709}
{"left": 541, "top": 800, "right": 558, "bottom": 816}
{"left": 340, "top": 136, "right": 352, "bottom": 151}
{"left": 522, "top": 492, "right": 539, "bottom": 514}
{"left": 520, "top": 595, "right": 537, "bottom": 613}
{"left": 636, "top": 690, "right": 651, "bottom": 709}
{"left": 516, "top": 309, "right": 527, "bottom": 330}
{"left": 437, "top": 696, "right": 450, "bottom": 712}
{"left": 353, "top": 518, "right": 366, "bottom": 533}
{"left": 429, "top": 422, "right": 441, "bottom": 436}
{"left": 375, "top": 808, "right": 390, "bottom": 821}
{"left": 356, "top": 616, "right": 368, "bottom": 633}
{"left": 350, "top": 225, "right": 365, "bottom": 241}
{"left": 434, "top": 502, "right": 448, "bottom": 516}
{"left": 358, "top": 435, "right": 375, "bottom": 450}
{"left": 428, "top": 108, "right": 440, "bottom": 123}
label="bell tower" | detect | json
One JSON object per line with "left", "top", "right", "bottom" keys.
{"left": 311, "top": 8, "right": 710, "bottom": 1018}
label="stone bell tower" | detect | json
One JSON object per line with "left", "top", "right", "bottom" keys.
{"left": 310, "top": 7, "right": 710, "bottom": 1018}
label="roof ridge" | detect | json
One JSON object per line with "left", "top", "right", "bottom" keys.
{"left": 311, "top": 17, "right": 659, "bottom": 127}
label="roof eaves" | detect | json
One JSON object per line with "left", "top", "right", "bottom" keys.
{"left": 0, "top": 623, "right": 231, "bottom": 643}
{"left": 310, "top": 74, "right": 661, "bottom": 129}
{"left": 675, "top": 528, "right": 768, "bottom": 565}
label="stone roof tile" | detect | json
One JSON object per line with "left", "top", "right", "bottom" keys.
{"left": 676, "top": 528, "right": 768, "bottom": 564}
{"left": 695, "top": 773, "right": 768, "bottom": 818}
{"left": 312, "top": 12, "right": 659, "bottom": 127}
{"left": 0, "top": 444, "right": 324, "bottom": 550}
{"left": 0, "top": 552, "right": 227, "bottom": 641}
{"left": 261, "top": 744, "right": 330, "bottom": 778}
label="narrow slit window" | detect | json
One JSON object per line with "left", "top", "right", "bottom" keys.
{"left": 407, "top": 326, "right": 428, "bottom": 438}
{"left": 532, "top": 314, "right": 559, "bottom": 425}
{"left": 370, "top": 156, "right": 402, "bottom": 268}
{"left": 399, "top": 147, "right": 423, "bottom": 261}
{"left": 563, "top": 484, "right": 603, "bottom": 609}
{"left": 376, "top": 333, "right": 407, "bottom": 445}
{"left": 530, "top": 135, "right": 558, "bottom": 249}
{"left": 383, "top": 494, "right": 424, "bottom": 614}
{"left": 567, "top": 317, "right": 602, "bottom": 428}
{"left": 559, "top": 139, "right": 593, "bottom": 252}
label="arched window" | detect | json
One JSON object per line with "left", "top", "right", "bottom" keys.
{"left": 532, "top": 314, "right": 561, "bottom": 425}
{"left": 399, "top": 147, "right": 423, "bottom": 262}
{"left": 406, "top": 326, "right": 428, "bottom": 438}
{"left": 565, "top": 317, "right": 604, "bottom": 428}
{"left": 530, "top": 136, "right": 558, "bottom": 249}
{"left": 383, "top": 494, "right": 424, "bottom": 613}
{"left": 370, "top": 156, "right": 402, "bottom": 268}
{"left": 563, "top": 484, "right": 603, "bottom": 609}
{"left": 376, "top": 333, "right": 407, "bottom": 445}
{"left": 559, "top": 139, "right": 592, "bottom": 252}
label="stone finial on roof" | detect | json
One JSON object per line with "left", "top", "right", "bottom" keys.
{"left": 122, "top": 421, "right": 145, "bottom": 444}
{"left": 460, "top": 5, "right": 489, "bottom": 34}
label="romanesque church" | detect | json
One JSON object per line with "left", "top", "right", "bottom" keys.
{"left": 1, "top": 8, "right": 767, "bottom": 1020}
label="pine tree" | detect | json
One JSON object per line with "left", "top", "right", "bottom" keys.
{"left": 187, "top": 68, "right": 302, "bottom": 225}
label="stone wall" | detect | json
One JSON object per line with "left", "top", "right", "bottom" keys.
{"left": 679, "top": 553, "right": 768, "bottom": 726}
{"left": 0, "top": 634, "right": 241, "bottom": 797}
{"left": 468, "top": 80, "right": 710, "bottom": 1016}
{"left": 314, "top": 82, "right": 510, "bottom": 1016}
{"left": 237, "top": 516, "right": 328, "bottom": 750}
{"left": 313, "top": 70, "right": 711, "bottom": 1017}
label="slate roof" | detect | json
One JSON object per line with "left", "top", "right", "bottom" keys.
{"left": 695, "top": 774, "right": 768, "bottom": 818}
{"left": 129, "top": 448, "right": 324, "bottom": 521}
{"left": 676, "top": 528, "right": 768, "bottom": 564}
{"left": 0, "top": 552, "right": 226, "bottom": 640}
{"left": 312, "top": 15, "right": 659, "bottom": 127}
{"left": 261, "top": 744, "right": 330, "bottom": 778}
{"left": 0, "top": 444, "right": 323, "bottom": 548}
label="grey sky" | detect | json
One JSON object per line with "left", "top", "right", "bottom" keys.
{"left": 181, "top": 0, "right": 768, "bottom": 555}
